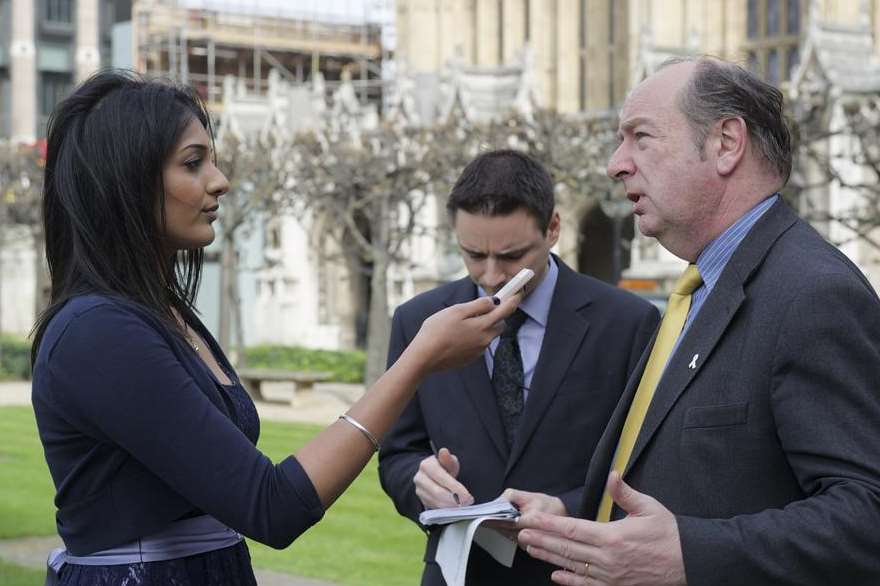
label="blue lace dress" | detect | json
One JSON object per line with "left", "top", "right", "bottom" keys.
{"left": 58, "top": 376, "right": 261, "bottom": 586}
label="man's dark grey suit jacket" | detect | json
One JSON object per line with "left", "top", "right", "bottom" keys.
{"left": 379, "top": 256, "right": 659, "bottom": 586}
{"left": 580, "top": 200, "right": 880, "bottom": 585}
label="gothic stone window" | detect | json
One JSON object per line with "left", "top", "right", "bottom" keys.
{"left": 744, "top": 0, "right": 802, "bottom": 86}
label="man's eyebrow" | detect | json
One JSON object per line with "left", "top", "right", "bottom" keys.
{"left": 495, "top": 244, "right": 532, "bottom": 256}
{"left": 459, "top": 244, "right": 485, "bottom": 255}
{"left": 459, "top": 243, "right": 532, "bottom": 257}
{"left": 617, "top": 116, "right": 653, "bottom": 131}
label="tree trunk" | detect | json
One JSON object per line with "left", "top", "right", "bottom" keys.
{"left": 342, "top": 232, "right": 370, "bottom": 350}
{"left": 218, "top": 232, "right": 236, "bottom": 353}
{"left": 364, "top": 197, "right": 392, "bottom": 387}
{"left": 231, "top": 255, "right": 245, "bottom": 367}
{"left": 33, "top": 224, "right": 50, "bottom": 317}
{"left": 365, "top": 249, "right": 390, "bottom": 387}
{"left": 0, "top": 221, "right": 4, "bottom": 370}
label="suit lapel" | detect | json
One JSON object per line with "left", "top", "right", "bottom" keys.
{"left": 444, "top": 279, "right": 510, "bottom": 460}
{"left": 623, "top": 282, "right": 744, "bottom": 475}
{"left": 506, "top": 259, "right": 591, "bottom": 474}
{"left": 579, "top": 331, "right": 655, "bottom": 518}
{"left": 623, "top": 199, "right": 798, "bottom": 477}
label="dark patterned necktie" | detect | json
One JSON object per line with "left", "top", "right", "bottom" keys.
{"left": 492, "top": 308, "right": 529, "bottom": 448}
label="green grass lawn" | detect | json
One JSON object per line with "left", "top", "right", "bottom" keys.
{"left": 0, "top": 405, "right": 424, "bottom": 586}
{"left": 0, "top": 559, "right": 45, "bottom": 585}
{"left": 0, "top": 406, "right": 57, "bottom": 539}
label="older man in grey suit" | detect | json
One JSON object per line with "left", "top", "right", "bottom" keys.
{"left": 516, "top": 57, "right": 880, "bottom": 585}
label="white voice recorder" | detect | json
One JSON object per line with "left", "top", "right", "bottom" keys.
{"left": 493, "top": 268, "right": 535, "bottom": 302}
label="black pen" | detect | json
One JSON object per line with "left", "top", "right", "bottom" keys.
{"left": 429, "top": 440, "right": 461, "bottom": 505}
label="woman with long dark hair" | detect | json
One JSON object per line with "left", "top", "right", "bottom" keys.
{"left": 31, "top": 70, "right": 518, "bottom": 585}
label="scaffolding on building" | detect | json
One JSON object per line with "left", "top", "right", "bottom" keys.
{"left": 132, "top": 0, "right": 387, "bottom": 111}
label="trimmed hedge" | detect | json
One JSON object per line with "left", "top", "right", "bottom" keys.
{"left": 0, "top": 335, "right": 31, "bottom": 380}
{"left": 244, "top": 345, "right": 366, "bottom": 384}
{"left": 0, "top": 336, "right": 366, "bottom": 384}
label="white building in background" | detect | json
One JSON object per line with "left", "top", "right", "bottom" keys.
{"left": 0, "top": 0, "right": 132, "bottom": 334}
{"left": 0, "top": 228, "right": 38, "bottom": 334}
{"left": 207, "top": 70, "right": 369, "bottom": 349}
{"left": 209, "top": 43, "right": 551, "bottom": 350}
{"left": 789, "top": 15, "right": 880, "bottom": 284}
{"left": 5, "top": 0, "right": 880, "bottom": 345}
{"left": 212, "top": 67, "right": 442, "bottom": 350}
{"left": 0, "top": 0, "right": 132, "bottom": 143}
{"left": 131, "top": 0, "right": 389, "bottom": 350}
{"left": 0, "top": 0, "right": 389, "bottom": 344}
{"left": 394, "top": 0, "right": 880, "bottom": 294}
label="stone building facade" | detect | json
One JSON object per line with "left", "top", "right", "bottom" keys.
{"left": 394, "top": 0, "right": 880, "bottom": 293}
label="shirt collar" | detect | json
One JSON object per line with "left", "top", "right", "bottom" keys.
{"left": 695, "top": 194, "right": 778, "bottom": 294}
{"left": 519, "top": 256, "right": 557, "bottom": 327}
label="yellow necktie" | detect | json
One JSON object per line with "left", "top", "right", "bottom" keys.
{"left": 596, "top": 264, "right": 703, "bottom": 522}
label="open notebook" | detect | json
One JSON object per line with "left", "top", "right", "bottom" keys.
{"left": 419, "top": 496, "right": 520, "bottom": 526}
{"left": 419, "top": 498, "right": 522, "bottom": 586}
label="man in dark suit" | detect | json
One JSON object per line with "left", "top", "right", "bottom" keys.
{"left": 378, "top": 150, "right": 660, "bottom": 586}
{"left": 516, "top": 57, "right": 880, "bottom": 585}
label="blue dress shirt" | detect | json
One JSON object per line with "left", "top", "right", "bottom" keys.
{"left": 480, "top": 256, "right": 558, "bottom": 403}
{"left": 677, "top": 194, "right": 778, "bottom": 347}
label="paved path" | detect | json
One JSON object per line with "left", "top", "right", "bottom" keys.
{"left": 0, "top": 380, "right": 365, "bottom": 425}
{"left": 0, "top": 379, "right": 366, "bottom": 586}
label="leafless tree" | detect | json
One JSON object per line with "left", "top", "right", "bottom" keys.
{"left": 286, "top": 114, "right": 477, "bottom": 385}
{"left": 214, "top": 130, "right": 286, "bottom": 363}
{"left": 0, "top": 142, "right": 48, "bottom": 341}
{"left": 789, "top": 94, "right": 880, "bottom": 250}
{"left": 285, "top": 105, "right": 622, "bottom": 384}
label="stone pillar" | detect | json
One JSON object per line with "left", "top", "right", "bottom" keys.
{"left": 459, "top": 0, "right": 478, "bottom": 64}
{"left": 700, "top": 0, "right": 726, "bottom": 59}
{"left": 611, "top": 0, "right": 629, "bottom": 107}
{"left": 585, "top": 0, "right": 611, "bottom": 111}
{"left": 398, "top": 0, "right": 441, "bottom": 72}
{"left": 650, "top": 0, "right": 686, "bottom": 48}
{"left": 76, "top": 0, "right": 101, "bottom": 83}
{"left": 716, "top": 0, "right": 745, "bottom": 60}
{"left": 476, "top": 0, "right": 501, "bottom": 66}
{"left": 556, "top": 0, "right": 580, "bottom": 113}
{"left": 10, "top": 0, "right": 36, "bottom": 143}
{"left": 438, "top": 0, "right": 471, "bottom": 69}
{"left": 873, "top": 0, "right": 880, "bottom": 57}
{"left": 502, "top": 0, "right": 528, "bottom": 64}
{"left": 530, "top": 0, "right": 557, "bottom": 109}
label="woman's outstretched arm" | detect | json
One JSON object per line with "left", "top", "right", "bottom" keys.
{"left": 295, "top": 295, "right": 519, "bottom": 508}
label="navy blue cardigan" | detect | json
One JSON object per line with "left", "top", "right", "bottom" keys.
{"left": 31, "top": 295, "right": 324, "bottom": 555}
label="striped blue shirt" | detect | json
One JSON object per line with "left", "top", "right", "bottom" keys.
{"left": 679, "top": 194, "right": 778, "bottom": 343}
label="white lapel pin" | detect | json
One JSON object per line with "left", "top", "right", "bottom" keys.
{"left": 688, "top": 354, "right": 699, "bottom": 369}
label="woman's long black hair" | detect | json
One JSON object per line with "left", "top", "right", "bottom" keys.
{"left": 31, "top": 70, "right": 214, "bottom": 365}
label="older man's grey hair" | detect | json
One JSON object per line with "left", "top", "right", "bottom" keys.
{"left": 657, "top": 56, "right": 792, "bottom": 184}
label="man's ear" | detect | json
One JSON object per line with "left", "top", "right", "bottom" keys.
{"left": 546, "top": 211, "right": 561, "bottom": 246}
{"left": 715, "top": 117, "right": 747, "bottom": 176}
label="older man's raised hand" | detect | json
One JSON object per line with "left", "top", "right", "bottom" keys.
{"left": 516, "top": 472, "right": 686, "bottom": 586}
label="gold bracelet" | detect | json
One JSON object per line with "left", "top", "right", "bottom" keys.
{"left": 338, "top": 415, "right": 380, "bottom": 452}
